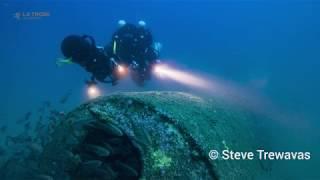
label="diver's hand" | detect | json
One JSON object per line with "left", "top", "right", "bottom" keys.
{"left": 85, "top": 77, "right": 97, "bottom": 87}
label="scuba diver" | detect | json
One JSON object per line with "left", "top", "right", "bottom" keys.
{"left": 59, "top": 34, "right": 117, "bottom": 85}
{"left": 106, "top": 20, "right": 161, "bottom": 85}
{"left": 58, "top": 20, "right": 161, "bottom": 86}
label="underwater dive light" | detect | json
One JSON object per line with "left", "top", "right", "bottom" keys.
{"left": 87, "top": 85, "right": 101, "bottom": 99}
{"left": 117, "top": 65, "right": 125, "bottom": 74}
{"left": 153, "top": 64, "right": 210, "bottom": 89}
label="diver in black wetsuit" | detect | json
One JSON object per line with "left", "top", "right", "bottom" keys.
{"left": 59, "top": 20, "right": 161, "bottom": 86}
{"left": 106, "top": 20, "right": 160, "bottom": 85}
{"left": 60, "top": 34, "right": 117, "bottom": 85}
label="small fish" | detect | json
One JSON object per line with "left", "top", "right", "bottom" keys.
{"left": 16, "top": 111, "right": 32, "bottom": 124}
{"left": 13, "top": 150, "right": 25, "bottom": 157}
{"left": 0, "top": 125, "right": 7, "bottom": 133}
{"left": 43, "top": 101, "right": 51, "bottom": 108}
{"left": 81, "top": 160, "right": 103, "bottom": 169}
{"left": 49, "top": 110, "right": 65, "bottom": 121}
{"left": 59, "top": 111, "right": 66, "bottom": 116}
{"left": 34, "top": 120, "right": 44, "bottom": 132}
{"left": 49, "top": 109, "right": 60, "bottom": 116}
{"left": 59, "top": 91, "right": 72, "bottom": 104}
{"left": 48, "top": 115, "right": 56, "bottom": 122}
{"left": 6, "top": 134, "right": 33, "bottom": 145}
{"left": 33, "top": 174, "right": 53, "bottom": 180}
{"left": 84, "top": 144, "right": 110, "bottom": 157}
{"left": 115, "top": 161, "right": 138, "bottom": 177}
{"left": 38, "top": 107, "right": 45, "bottom": 113}
{"left": 27, "top": 142, "right": 43, "bottom": 154}
{"left": 24, "top": 121, "right": 31, "bottom": 130}
{"left": 0, "top": 146, "right": 6, "bottom": 156}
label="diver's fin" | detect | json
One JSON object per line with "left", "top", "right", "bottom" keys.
{"left": 56, "top": 57, "right": 73, "bottom": 67}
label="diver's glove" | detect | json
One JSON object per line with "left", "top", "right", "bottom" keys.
{"left": 55, "top": 57, "right": 73, "bottom": 67}
{"left": 85, "top": 76, "right": 97, "bottom": 87}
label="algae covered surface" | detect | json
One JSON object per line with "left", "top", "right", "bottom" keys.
{"left": 0, "top": 91, "right": 270, "bottom": 180}
{"left": 106, "top": 91, "right": 270, "bottom": 179}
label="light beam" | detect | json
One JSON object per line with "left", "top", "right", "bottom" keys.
{"left": 153, "top": 64, "right": 211, "bottom": 89}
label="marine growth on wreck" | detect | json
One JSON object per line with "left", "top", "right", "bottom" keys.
{"left": 0, "top": 91, "right": 271, "bottom": 180}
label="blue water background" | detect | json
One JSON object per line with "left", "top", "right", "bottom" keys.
{"left": 0, "top": 0, "right": 319, "bottom": 179}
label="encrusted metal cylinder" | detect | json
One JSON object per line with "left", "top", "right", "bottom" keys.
{"left": 7, "top": 91, "right": 270, "bottom": 179}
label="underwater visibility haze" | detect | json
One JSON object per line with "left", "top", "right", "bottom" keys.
{"left": 0, "top": 0, "right": 319, "bottom": 179}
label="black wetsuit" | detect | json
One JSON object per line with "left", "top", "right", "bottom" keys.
{"left": 83, "top": 47, "right": 113, "bottom": 83}
{"left": 107, "top": 23, "right": 159, "bottom": 84}
{"left": 61, "top": 35, "right": 114, "bottom": 83}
